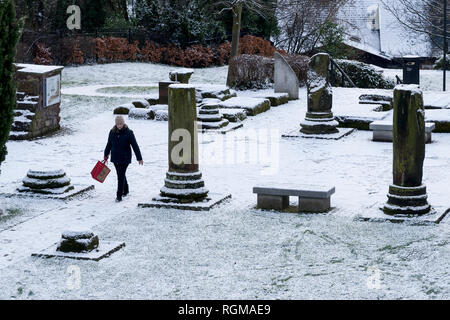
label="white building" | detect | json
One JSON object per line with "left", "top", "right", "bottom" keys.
{"left": 337, "top": 0, "right": 432, "bottom": 63}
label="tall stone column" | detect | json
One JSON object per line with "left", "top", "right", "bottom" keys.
{"left": 383, "top": 85, "right": 431, "bottom": 215}
{"left": 300, "top": 53, "right": 339, "bottom": 134}
{"left": 159, "top": 84, "right": 209, "bottom": 203}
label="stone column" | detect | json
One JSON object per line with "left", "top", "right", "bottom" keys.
{"left": 383, "top": 85, "right": 431, "bottom": 215}
{"left": 300, "top": 53, "right": 339, "bottom": 134}
{"left": 159, "top": 84, "right": 209, "bottom": 203}
{"left": 159, "top": 81, "right": 177, "bottom": 105}
{"left": 169, "top": 69, "right": 194, "bottom": 84}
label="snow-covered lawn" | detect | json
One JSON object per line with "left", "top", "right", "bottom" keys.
{"left": 0, "top": 62, "right": 450, "bottom": 299}
{"left": 382, "top": 68, "right": 450, "bottom": 92}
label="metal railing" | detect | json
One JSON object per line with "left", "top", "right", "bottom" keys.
{"left": 329, "top": 58, "right": 356, "bottom": 88}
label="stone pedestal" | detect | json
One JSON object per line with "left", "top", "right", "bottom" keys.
{"left": 139, "top": 84, "right": 231, "bottom": 210}
{"left": 0, "top": 169, "right": 95, "bottom": 200}
{"left": 383, "top": 85, "right": 431, "bottom": 215}
{"left": 169, "top": 68, "right": 194, "bottom": 83}
{"left": 57, "top": 231, "right": 99, "bottom": 253}
{"left": 158, "top": 81, "right": 177, "bottom": 105}
{"left": 32, "top": 231, "right": 125, "bottom": 261}
{"left": 300, "top": 53, "right": 339, "bottom": 134}
{"left": 18, "top": 169, "right": 74, "bottom": 195}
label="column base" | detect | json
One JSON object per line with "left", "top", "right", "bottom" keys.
{"left": 139, "top": 193, "right": 231, "bottom": 211}
{"left": 300, "top": 112, "right": 339, "bottom": 134}
{"left": 159, "top": 171, "right": 209, "bottom": 202}
{"left": 383, "top": 184, "right": 431, "bottom": 216}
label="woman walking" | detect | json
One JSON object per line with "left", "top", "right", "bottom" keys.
{"left": 104, "top": 116, "right": 143, "bottom": 202}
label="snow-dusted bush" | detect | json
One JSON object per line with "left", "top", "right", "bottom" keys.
{"left": 283, "top": 54, "right": 309, "bottom": 86}
{"left": 334, "top": 59, "right": 395, "bottom": 89}
{"left": 433, "top": 55, "right": 449, "bottom": 70}
{"left": 228, "top": 54, "right": 274, "bottom": 90}
{"left": 228, "top": 53, "right": 308, "bottom": 90}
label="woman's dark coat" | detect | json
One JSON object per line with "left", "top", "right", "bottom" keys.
{"left": 104, "top": 125, "right": 143, "bottom": 164}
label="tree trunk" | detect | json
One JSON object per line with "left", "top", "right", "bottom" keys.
{"left": 226, "top": 1, "right": 243, "bottom": 87}
{"left": 120, "top": 0, "right": 129, "bottom": 21}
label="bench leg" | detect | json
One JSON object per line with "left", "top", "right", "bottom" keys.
{"left": 257, "top": 194, "right": 289, "bottom": 210}
{"left": 426, "top": 132, "right": 432, "bottom": 144}
{"left": 298, "top": 197, "right": 330, "bottom": 213}
{"left": 373, "top": 131, "right": 392, "bottom": 142}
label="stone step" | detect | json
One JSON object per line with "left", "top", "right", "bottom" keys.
{"left": 9, "top": 131, "right": 29, "bottom": 140}
{"left": 197, "top": 113, "right": 223, "bottom": 122}
{"left": 12, "top": 119, "right": 32, "bottom": 132}
{"left": 198, "top": 108, "right": 220, "bottom": 115}
{"left": 198, "top": 119, "right": 229, "bottom": 130}
{"left": 24, "top": 95, "right": 39, "bottom": 102}
{"left": 16, "top": 91, "right": 26, "bottom": 100}
{"left": 14, "top": 109, "right": 35, "bottom": 120}
{"left": 16, "top": 100, "right": 38, "bottom": 112}
{"left": 220, "top": 108, "right": 247, "bottom": 122}
{"left": 219, "top": 97, "right": 271, "bottom": 116}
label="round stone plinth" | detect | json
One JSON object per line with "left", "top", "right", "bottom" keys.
{"left": 383, "top": 184, "right": 431, "bottom": 216}
{"left": 22, "top": 176, "right": 71, "bottom": 189}
{"left": 27, "top": 169, "right": 66, "bottom": 180}
{"left": 17, "top": 169, "right": 76, "bottom": 195}
{"left": 300, "top": 112, "right": 339, "bottom": 134}
{"left": 300, "top": 117, "right": 339, "bottom": 134}
{"left": 160, "top": 171, "right": 209, "bottom": 202}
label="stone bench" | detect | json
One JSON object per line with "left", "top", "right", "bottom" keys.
{"left": 253, "top": 185, "right": 335, "bottom": 212}
{"left": 370, "top": 120, "right": 435, "bottom": 143}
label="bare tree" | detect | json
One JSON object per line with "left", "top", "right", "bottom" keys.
{"left": 214, "top": 0, "right": 276, "bottom": 86}
{"left": 382, "top": 0, "right": 449, "bottom": 53}
{"left": 274, "top": 0, "right": 352, "bottom": 55}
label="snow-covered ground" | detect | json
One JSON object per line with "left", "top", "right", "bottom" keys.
{"left": 1, "top": 62, "right": 450, "bottom": 299}
{"left": 382, "top": 68, "right": 450, "bottom": 92}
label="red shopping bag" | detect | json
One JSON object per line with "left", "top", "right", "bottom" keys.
{"left": 91, "top": 160, "right": 111, "bottom": 183}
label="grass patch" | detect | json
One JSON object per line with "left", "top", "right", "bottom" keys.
{"left": 0, "top": 207, "right": 23, "bottom": 222}
{"left": 96, "top": 86, "right": 158, "bottom": 95}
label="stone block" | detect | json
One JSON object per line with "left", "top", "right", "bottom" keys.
{"left": 128, "top": 107, "right": 155, "bottom": 120}
{"left": 299, "top": 197, "right": 331, "bottom": 212}
{"left": 370, "top": 120, "right": 435, "bottom": 143}
{"left": 132, "top": 99, "right": 151, "bottom": 109}
{"left": 274, "top": 52, "right": 299, "bottom": 99}
{"left": 113, "top": 104, "right": 134, "bottom": 115}
{"left": 257, "top": 194, "right": 289, "bottom": 210}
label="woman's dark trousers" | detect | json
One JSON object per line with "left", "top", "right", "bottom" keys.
{"left": 113, "top": 163, "right": 129, "bottom": 200}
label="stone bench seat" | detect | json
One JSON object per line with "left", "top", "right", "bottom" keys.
{"left": 253, "top": 185, "right": 335, "bottom": 212}
{"left": 370, "top": 120, "right": 435, "bottom": 143}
